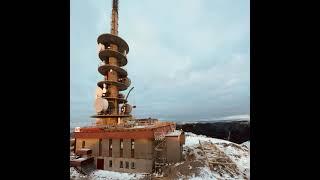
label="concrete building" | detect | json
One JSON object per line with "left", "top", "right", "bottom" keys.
{"left": 71, "top": 0, "right": 185, "bottom": 174}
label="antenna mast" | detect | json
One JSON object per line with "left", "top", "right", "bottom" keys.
{"left": 125, "top": 87, "right": 134, "bottom": 101}
{"left": 111, "top": 0, "right": 119, "bottom": 35}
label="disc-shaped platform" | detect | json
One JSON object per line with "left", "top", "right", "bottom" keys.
{"left": 97, "top": 80, "right": 129, "bottom": 91}
{"left": 91, "top": 114, "right": 132, "bottom": 118}
{"left": 102, "top": 96, "right": 127, "bottom": 104}
{"left": 98, "top": 49, "right": 128, "bottom": 67}
{"left": 97, "top": 33, "right": 129, "bottom": 54}
{"left": 98, "top": 64, "right": 127, "bottom": 77}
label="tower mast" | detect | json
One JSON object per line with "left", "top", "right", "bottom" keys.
{"left": 111, "top": 0, "right": 119, "bottom": 35}
{"left": 94, "top": 0, "right": 132, "bottom": 125}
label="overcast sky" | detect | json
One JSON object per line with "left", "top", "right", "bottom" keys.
{"left": 70, "top": 0, "right": 250, "bottom": 127}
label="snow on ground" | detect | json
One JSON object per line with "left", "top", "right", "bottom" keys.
{"left": 179, "top": 167, "right": 217, "bottom": 180}
{"left": 182, "top": 132, "right": 250, "bottom": 179}
{"left": 184, "top": 132, "right": 232, "bottom": 147}
{"left": 70, "top": 167, "right": 81, "bottom": 178}
{"left": 70, "top": 168, "right": 145, "bottom": 180}
{"left": 242, "top": 141, "right": 250, "bottom": 149}
{"left": 89, "top": 170, "right": 144, "bottom": 180}
{"left": 217, "top": 142, "right": 250, "bottom": 178}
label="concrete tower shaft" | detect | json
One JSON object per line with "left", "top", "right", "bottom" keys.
{"left": 93, "top": 0, "right": 132, "bottom": 125}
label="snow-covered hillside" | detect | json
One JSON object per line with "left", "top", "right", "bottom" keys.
{"left": 166, "top": 132, "right": 250, "bottom": 179}
{"left": 70, "top": 132, "right": 250, "bottom": 180}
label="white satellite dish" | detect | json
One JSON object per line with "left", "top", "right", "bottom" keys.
{"left": 95, "top": 87, "right": 103, "bottom": 99}
{"left": 94, "top": 97, "right": 109, "bottom": 113}
{"left": 75, "top": 127, "right": 81, "bottom": 132}
{"left": 97, "top": 43, "right": 105, "bottom": 52}
{"left": 123, "top": 77, "right": 131, "bottom": 87}
{"left": 102, "top": 83, "right": 107, "bottom": 93}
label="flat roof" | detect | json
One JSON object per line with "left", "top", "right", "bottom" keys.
{"left": 165, "top": 130, "right": 183, "bottom": 137}
{"left": 74, "top": 122, "right": 176, "bottom": 139}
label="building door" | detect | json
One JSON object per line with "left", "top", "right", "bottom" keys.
{"left": 97, "top": 159, "right": 104, "bottom": 170}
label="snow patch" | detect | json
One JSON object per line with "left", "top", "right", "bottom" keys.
{"left": 242, "top": 141, "right": 250, "bottom": 149}
{"left": 184, "top": 132, "right": 231, "bottom": 147}
{"left": 189, "top": 167, "right": 218, "bottom": 180}
{"left": 89, "top": 170, "right": 144, "bottom": 180}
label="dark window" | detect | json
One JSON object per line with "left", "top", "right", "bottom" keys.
{"left": 131, "top": 162, "right": 135, "bottom": 169}
{"left": 82, "top": 141, "right": 85, "bottom": 148}
{"left": 99, "top": 139, "right": 102, "bottom": 156}
{"left": 120, "top": 161, "right": 123, "bottom": 168}
{"left": 109, "top": 160, "right": 112, "bottom": 167}
{"left": 125, "top": 161, "right": 129, "bottom": 169}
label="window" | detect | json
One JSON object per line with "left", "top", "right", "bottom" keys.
{"left": 82, "top": 141, "right": 85, "bottom": 148}
{"left": 109, "top": 160, "right": 112, "bottom": 168}
{"left": 120, "top": 139, "right": 123, "bottom": 157}
{"left": 131, "top": 139, "right": 135, "bottom": 149}
{"left": 99, "top": 139, "right": 102, "bottom": 156}
{"left": 125, "top": 162, "right": 129, "bottom": 169}
{"left": 109, "top": 139, "right": 112, "bottom": 157}
{"left": 131, "top": 162, "right": 135, "bottom": 169}
{"left": 120, "top": 161, "right": 123, "bottom": 168}
{"left": 131, "top": 139, "right": 135, "bottom": 158}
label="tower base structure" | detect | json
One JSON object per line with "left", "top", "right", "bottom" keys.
{"left": 71, "top": 119, "right": 185, "bottom": 174}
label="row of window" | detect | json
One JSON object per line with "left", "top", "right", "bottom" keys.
{"left": 109, "top": 160, "right": 135, "bottom": 169}
{"left": 82, "top": 139, "right": 135, "bottom": 158}
{"left": 109, "top": 139, "right": 134, "bottom": 158}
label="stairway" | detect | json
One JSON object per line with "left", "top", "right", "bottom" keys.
{"left": 154, "top": 138, "right": 167, "bottom": 173}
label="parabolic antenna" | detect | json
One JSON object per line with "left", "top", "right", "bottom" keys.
{"left": 102, "top": 83, "right": 107, "bottom": 93}
{"left": 123, "top": 77, "right": 131, "bottom": 87}
{"left": 94, "top": 97, "right": 109, "bottom": 113}
{"left": 97, "top": 43, "right": 105, "bottom": 53}
{"left": 95, "top": 87, "right": 103, "bottom": 99}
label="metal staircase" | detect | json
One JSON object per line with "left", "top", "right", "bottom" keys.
{"left": 154, "top": 138, "right": 167, "bottom": 174}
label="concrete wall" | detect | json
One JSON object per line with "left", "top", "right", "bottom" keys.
{"left": 135, "top": 139, "right": 153, "bottom": 159}
{"left": 166, "top": 136, "right": 182, "bottom": 163}
{"left": 94, "top": 156, "right": 153, "bottom": 173}
{"left": 112, "top": 139, "right": 120, "bottom": 157}
{"left": 101, "top": 139, "right": 109, "bottom": 157}
{"left": 76, "top": 138, "right": 155, "bottom": 173}
{"left": 123, "top": 139, "right": 132, "bottom": 158}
